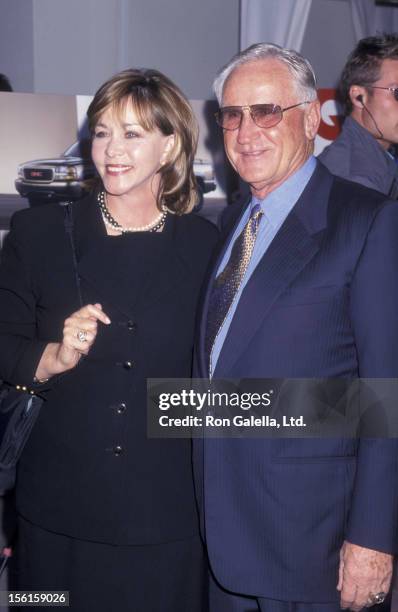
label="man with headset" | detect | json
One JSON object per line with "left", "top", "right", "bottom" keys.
{"left": 319, "top": 34, "right": 398, "bottom": 198}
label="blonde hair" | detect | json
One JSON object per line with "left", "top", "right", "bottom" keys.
{"left": 87, "top": 68, "right": 199, "bottom": 214}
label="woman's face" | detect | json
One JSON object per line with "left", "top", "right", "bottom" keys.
{"left": 91, "top": 100, "right": 174, "bottom": 201}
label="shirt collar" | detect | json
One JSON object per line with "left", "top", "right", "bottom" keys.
{"left": 251, "top": 155, "right": 317, "bottom": 229}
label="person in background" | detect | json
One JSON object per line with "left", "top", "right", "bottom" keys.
{"left": 193, "top": 42, "right": 398, "bottom": 612}
{"left": 0, "top": 68, "right": 218, "bottom": 611}
{"left": 319, "top": 34, "right": 398, "bottom": 198}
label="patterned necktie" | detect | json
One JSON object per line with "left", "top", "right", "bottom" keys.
{"left": 205, "top": 203, "right": 263, "bottom": 373}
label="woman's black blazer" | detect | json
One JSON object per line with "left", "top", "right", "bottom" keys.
{"left": 0, "top": 194, "right": 218, "bottom": 544}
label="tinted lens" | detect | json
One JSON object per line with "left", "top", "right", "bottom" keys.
{"left": 251, "top": 104, "right": 282, "bottom": 128}
{"left": 217, "top": 108, "right": 243, "bottom": 130}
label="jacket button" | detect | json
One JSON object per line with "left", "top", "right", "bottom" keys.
{"left": 127, "top": 321, "right": 137, "bottom": 332}
{"left": 123, "top": 360, "right": 133, "bottom": 370}
{"left": 114, "top": 445, "right": 123, "bottom": 456}
{"left": 117, "top": 402, "right": 126, "bottom": 414}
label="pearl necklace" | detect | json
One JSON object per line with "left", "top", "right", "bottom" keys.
{"left": 98, "top": 191, "right": 167, "bottom": 234}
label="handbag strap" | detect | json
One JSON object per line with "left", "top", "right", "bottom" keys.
{"left": 63, "top": 203, "right": 83, "bottom": 309}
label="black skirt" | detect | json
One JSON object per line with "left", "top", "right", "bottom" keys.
{"left": 13, "top": 516, "right": 208, "bottom": 612}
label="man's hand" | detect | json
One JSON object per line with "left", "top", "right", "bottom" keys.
{"left": 338, "top": 541, "right": 392, "bottom": 610}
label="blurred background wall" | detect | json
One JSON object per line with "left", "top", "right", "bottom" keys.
{"left": 2, "top": 0, "right": 398, "bottom": 99}
{"left": 0, "top": 0, "right": 239, "bottom": 98}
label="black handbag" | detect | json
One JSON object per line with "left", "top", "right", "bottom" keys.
{"left": 0, "top": 202, "right": 82, "bottom": 493}
{"left": 0, "top": 383, "right": 44, "bottom": 493}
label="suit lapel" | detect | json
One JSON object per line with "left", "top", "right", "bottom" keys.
{"left": 203, "top": 162, "right": 334, "bottom": 377}
{"left": 214, "top": 211, "right": 321, "bottom": 376}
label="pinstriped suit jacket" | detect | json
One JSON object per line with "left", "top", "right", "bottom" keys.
{"left": 193, "top": 161, "right": 398, "bottom": 602}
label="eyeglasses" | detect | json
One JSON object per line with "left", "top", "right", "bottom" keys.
{"left": 215, "top": 101, "right": 311, "bottom": 131}
{"left": 368, "top": 86, "right": 398, "bottom": 101}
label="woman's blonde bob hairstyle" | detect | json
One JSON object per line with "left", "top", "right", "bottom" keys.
{"left": 87, "top": 68, "right": 199, "bottom": 214}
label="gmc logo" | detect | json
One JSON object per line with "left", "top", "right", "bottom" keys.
{"left": 29, "top": 171, "right": 43, "bottom": 177}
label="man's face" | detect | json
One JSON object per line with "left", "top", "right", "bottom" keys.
{"left": 221, "top": 59, "right": 320, "bottom": 199}
{"left": 361, "top": 59, "right": 398, "bottom": 149}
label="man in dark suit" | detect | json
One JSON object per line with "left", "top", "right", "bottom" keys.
{"left": 194, "top": 43, "right": 398, "bottom": 612}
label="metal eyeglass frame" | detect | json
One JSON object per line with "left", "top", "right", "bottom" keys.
{"left": 367, "top": 86, "right": 398, "bottom": 101}
{"left": 215, "top": 101, "right": 311, "bottom": 130}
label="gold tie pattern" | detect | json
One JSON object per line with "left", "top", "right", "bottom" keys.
{"left": 205, "top": 203, "right": 264, "bottom": 373}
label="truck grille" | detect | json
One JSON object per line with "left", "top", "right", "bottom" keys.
{"left": 23, "top": 167, "right": 54, "bottom": 181}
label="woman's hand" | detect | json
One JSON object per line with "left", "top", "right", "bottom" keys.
{"left": 35, "top": 303, "right": 111, "bottom": 380}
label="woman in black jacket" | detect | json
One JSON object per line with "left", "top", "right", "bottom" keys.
{"left": 0, "top": 69, "right": 218, "bottom": 611}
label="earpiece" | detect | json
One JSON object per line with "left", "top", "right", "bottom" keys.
{"left": 355, "top": 93, "right": 384, "bottom": 139}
